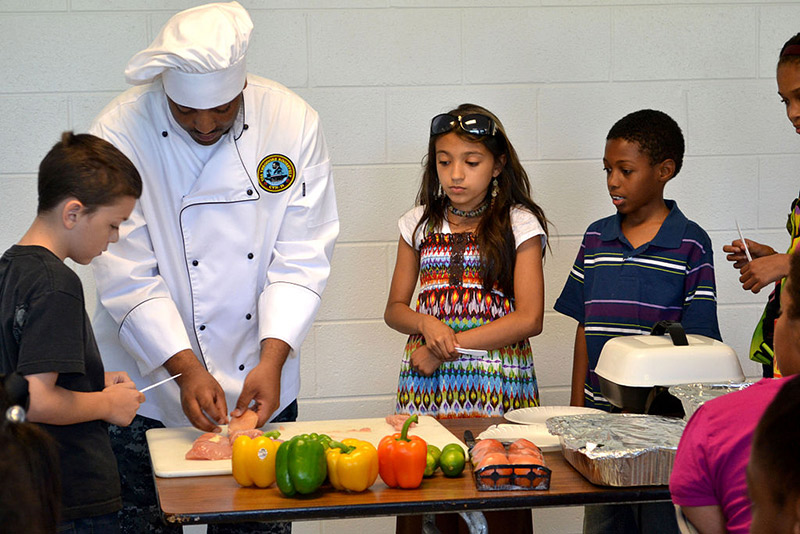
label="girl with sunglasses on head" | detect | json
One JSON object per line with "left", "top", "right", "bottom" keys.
{"left": 385, "top": 103, "right": 549, "bottom": 418}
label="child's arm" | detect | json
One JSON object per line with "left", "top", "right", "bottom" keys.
{"left": 452, "top": 236, "right": 544, "bottom": 350}
{"left": 570, "top": 324, "right": 588, "bottom": 407}
{"left": 384, "top": 237, "right": 459, "bottom": 361}
{"left": 682, "top": 232, "right": 723, "bottom": 341}
{"left": 25, "top": 372, "right": 144, "bottom": 427}
{"left": 678, "top": 506, "right": 726, "bottom": 534}
{"left": 738, "top": 253, "right": 790, "bottom": 294}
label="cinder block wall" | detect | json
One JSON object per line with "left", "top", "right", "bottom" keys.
{"left": 1, "top": 2, "right": 797, "bottom": 533}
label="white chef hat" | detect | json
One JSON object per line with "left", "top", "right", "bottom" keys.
{"left": 124, "top": 1, "right": 253, "bottom": 109}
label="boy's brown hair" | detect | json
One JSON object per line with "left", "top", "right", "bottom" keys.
{"left": 38, "top": 131, "right": 142, "bottom": 214}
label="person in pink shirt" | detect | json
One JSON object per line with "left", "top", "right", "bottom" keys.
{"left": 670, "top": 246, "right": 800, "bottom": 533}
{"left": 669, "top": 378, "right": 790, "bottom": 533}
{"left": 747, "top": 374, "right": 800, "bottom": 534}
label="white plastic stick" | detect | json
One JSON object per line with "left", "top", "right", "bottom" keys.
{"left": 139, "top": 373, "right": 182, "bottom": 393}
{"left": 735, "top": 220, "right": 753, "bottom": 262}
{"left": 456, "top": 348, "right": 489, "bottom": 357}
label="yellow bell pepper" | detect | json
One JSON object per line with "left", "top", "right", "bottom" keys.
{"left": 325, "top": 438, "right": 379, "bottom": 492}
{"left": 232, "top": 433, "right": 280, "bottom": 488}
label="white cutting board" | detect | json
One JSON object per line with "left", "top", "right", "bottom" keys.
{"left": 146, "top": 415, "right": 466, "bottom": 478}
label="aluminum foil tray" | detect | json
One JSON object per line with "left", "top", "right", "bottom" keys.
{"left": 546, "top": 414, "right": 685, "bottom": 487}
{"left": 668, "top": 381, "right": 757, "bottom": 419}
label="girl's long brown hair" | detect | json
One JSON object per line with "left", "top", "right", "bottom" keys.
{"left": 414, "top": 103, "right": 549, "bottom": 298}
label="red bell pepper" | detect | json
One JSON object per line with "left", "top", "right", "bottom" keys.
{"left": 377, "top": 414, "right": 428, "bottom": 489}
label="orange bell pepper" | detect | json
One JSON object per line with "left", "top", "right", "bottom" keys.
{"left": 232, "top": 433, "right": 280, "bottom": 488}
{"left": 377, "top": 414, "right": 427, "bottom": 489}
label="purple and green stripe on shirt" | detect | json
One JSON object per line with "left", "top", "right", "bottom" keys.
{"left": 555, "top": 200, "right": 721, "bottom": 410}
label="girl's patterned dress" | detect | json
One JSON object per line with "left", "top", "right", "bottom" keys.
{"left": 395, "top": 231, "right": 539, "bottom": 418}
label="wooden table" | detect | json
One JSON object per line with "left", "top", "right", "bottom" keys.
{"left": 154, "top": 417, "right": 671, "bottom": 527}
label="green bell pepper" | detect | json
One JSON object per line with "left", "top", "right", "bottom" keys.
{"left": 275, "top": 433, "right": 330, "bottom": 496}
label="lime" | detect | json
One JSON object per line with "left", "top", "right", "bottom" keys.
{"left": 441, "top": 443, "right": 463, "bottom": 455}
{"left": 424, "top": 453, "right": 437, "bottom": 477}
{"left": 424, "top": 445, "right": 441, "bottom": 477}
{"left": 428, "top": 444, "right": 442, "bottom": 464}
{"left": 439, "top": 445, "right": 466, "bottom": 477}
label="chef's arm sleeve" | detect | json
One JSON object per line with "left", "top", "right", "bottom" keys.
{"left": 259, "top": 117, "right": 339, "bottom": 352}
{"left": 92, "top": 199, "right": 193, "bottom": 376}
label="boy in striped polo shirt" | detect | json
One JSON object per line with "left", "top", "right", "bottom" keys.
{"left": 555, "top": 109, "right": 721, "bottom": 412}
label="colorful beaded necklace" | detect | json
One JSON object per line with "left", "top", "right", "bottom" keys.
{"left": 447, "top": 200, "right": 488, "bottom": 218}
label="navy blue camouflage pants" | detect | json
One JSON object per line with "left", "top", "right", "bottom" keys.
{"left": 109, "top": 402, "right": 297, "bottom": 534}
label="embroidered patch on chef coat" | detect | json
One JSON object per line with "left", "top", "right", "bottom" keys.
{"left": 257, "top": 154, "right": 296, "bottom": 193}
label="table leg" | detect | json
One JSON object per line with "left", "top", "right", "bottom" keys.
{"left": 458, "top": 511, "right": 488, "bottom": 534}
{"left": 422, "top": 514, "right": 442, "bottom": 533}
{"left": 397, "top": 510, "right": 532, "bottom": 533}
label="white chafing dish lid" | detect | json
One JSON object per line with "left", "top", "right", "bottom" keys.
{"left": 595, "top": 334, "right": 744, "bottom": 387}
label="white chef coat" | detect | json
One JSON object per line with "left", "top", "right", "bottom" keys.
{"left": 89, "top": 75, "right": 338, "bottom": 427}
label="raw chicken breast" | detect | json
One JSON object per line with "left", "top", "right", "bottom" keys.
{"left": 185, "top": 433, "right": 233, "bottom": 460}
{"left": 228, "top": 409, "right": 259, "bottom": 433}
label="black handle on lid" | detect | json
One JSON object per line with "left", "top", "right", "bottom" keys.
{"left": 650, "top": 320, "right": 689, "bottom": 346}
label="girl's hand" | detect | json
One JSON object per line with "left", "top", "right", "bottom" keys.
{"left": 723, "top": 239, "right": 776, "bottom": 269}
{"left": 440, "top": 347, "right": 463, "bottom": 362}
{"left": 102, "top": 381, "right": 144, "bottom": 427}
{"left": 419, "top": 315, "right": 459, "bottom": 361}
{"left": 410, "top": 346, "right": 443, "bottom": 377}
{"left": 739, "top": 253, "right": 791, "bottom": 293}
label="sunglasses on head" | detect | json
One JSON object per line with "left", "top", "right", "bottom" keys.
{"left": 430, "top": 113, "right": 497, "bottom": 137}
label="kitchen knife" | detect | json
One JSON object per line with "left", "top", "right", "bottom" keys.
{"left": 463, "top": 429, "right": 476, "bottom": 450}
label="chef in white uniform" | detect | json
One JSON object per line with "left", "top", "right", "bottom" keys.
{"left": 89, "top": 4, "right": 336, "bottom": 532}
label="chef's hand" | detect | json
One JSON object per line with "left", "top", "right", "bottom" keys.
{"left": 409, "top": 346, "right": 442, "bottom": 377}
{"left": 738, "top": 253, "right": 791, "bottom": 294}
{"left": 104, "top": 371, "right": 134, "bottom": 387}
{"left": 418, "top": 315, "right": 460, "bottom": 362}
{"left": 232, "top": 338, "right": 290, "bottom": 428}
{"left": 165, "top": 349, "right": 228, "bottom": 433}
{"left": 723, "top": 239, "right": 776, "bottom": 269}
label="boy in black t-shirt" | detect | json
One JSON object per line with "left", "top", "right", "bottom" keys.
{"left": 0, "top": 132, "right": 144, "bottom": 533}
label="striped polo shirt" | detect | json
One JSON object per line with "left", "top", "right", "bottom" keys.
{"left": 554, "top": 200, "right": 721, "bottom": 410}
